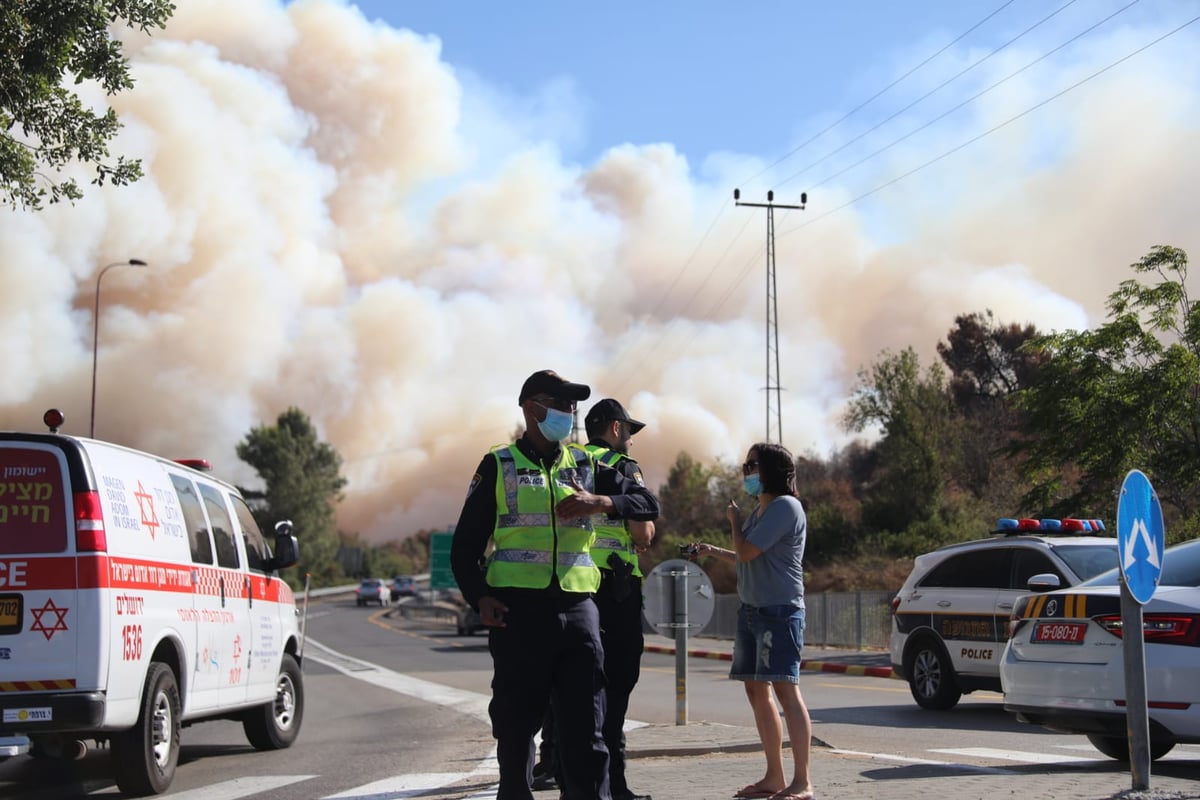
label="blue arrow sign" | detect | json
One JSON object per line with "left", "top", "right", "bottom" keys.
{"left": 1116, "top": 469, "right": 1165, "bottom": 605}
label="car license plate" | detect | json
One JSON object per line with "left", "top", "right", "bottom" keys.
{"left": 1033, "top": 621, "right": 1088, "bottom": 644}
{"left": 0, "top": 595, "right": 21, "bottom": 634}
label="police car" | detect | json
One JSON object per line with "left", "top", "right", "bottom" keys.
{"left": 0, "top": 410, "right": 304, "bottom": 795}
{"left": 1002, "top": 537, "right": 1200, "bottom": 761}
{"left": 890, "top": 518, "right": 1119, "bottom": 710}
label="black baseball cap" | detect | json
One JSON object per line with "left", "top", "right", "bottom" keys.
{"left": 584, "top": 398, "right": 645, "bottom": 435}
{"left": 518, "top": 370, "right": 591, "bottom": 404}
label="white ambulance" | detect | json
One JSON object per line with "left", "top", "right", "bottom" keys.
{"left": 0, "top": 410, "right": 304, "bottom": 795}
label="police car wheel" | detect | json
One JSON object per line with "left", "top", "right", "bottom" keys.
{"left": 1086, "top": 733, "right": 1176, "bottom": 762}
{"left": 113, "top": 662, "right": 181, "bottom": 796}
{"left": 243, "top": 654, "right": 305, "bottom": 750}
{"left": 906, "top": 639, "right": 962, "bottom": 710}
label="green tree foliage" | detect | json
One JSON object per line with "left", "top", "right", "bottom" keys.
{"left": 1015, "top": 246, "right": 1200, "bottom": 535}
{"left": 794, "top": 452, "right": 860, "bottom": 564}
{"left": 648, "top": 452, "right": 741, "bottom": 592}
{"left": 1, "top": 0, "right": 174, "bottom": 209}
{"left": 843, "top": 347, "right": 956, "bottom": 535}
{"left": 236, "top": 407, "right": 348, "bottom": 586}
{"left": 937, "top": 310, "right": 1045, "bottom": 503}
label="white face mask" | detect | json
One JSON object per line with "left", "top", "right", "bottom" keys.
{"left": 535, "top": 403, "right": 574, "bottom": 441}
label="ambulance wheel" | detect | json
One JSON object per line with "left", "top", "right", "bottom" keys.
{"left": 113, "top": 662, "right": 181, "bottom": 796}
{"left": 243, "top": 654, "right": 304, "bottom": 750}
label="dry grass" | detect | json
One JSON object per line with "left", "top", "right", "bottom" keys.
{"left": 806, "top": 556, "right": 914, "bottom": 594}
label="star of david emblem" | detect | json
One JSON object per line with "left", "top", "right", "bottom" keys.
{"left": 134, "top": 481, "right": 161, "bottom": 539}
{"left": 30, "top": 598, "right": 70, "bottom": 641}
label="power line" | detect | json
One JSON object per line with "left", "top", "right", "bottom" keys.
{"left": 641, "top": 11, "right": 1199, "bottom": 394}
{"left": 609, "top": 5, "right": 1019, "bottom": 398}
{"left": 777, "top": 13, "right": 1200, "bottom": 243}
{"left": 804, "top": 0, "right": 1141, "bottom": 195}
{"left": 772, "top": 0, "right": 1087, "bottom": 197}
{"left": 740, "top": 0, "right": 1020, "bottom": 190}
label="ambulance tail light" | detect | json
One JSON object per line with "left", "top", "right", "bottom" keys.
{"left": 74, "top": 491, "right": 108, "bottom": 552}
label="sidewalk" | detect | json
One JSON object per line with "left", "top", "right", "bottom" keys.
{"left": 618, "top": 638, "right": 1200, "bottom": 800}
{"left": 619, "top": 724, "right": 1200, "bottom": 800}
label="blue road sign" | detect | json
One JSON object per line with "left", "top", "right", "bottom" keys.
{"left": 1116, "top": 469, "right": 1165, "bottom": 605}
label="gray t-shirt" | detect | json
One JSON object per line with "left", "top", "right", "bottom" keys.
{"left": 734, "top": 495, "right": 806, "bottom": 609}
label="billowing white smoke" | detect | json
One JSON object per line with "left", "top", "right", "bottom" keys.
{"left": 1, "top": 0, "right": 1197, "bottom": 540}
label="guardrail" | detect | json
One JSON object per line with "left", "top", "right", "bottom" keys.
{"left": 644, "top": 590, "right": 892, "bottom": 650}
{"left": 310, "top": 582, "right": 892, "bottom": 650}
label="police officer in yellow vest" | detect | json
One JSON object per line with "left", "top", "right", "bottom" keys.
{"left": 451, "top": 370, "right": 659, "bottom": 800}
{"left": 533, "top": 398, "right": 659, "bottom": 797}
{"left": 584, "top": 398, "right": 657, "bottom": 800}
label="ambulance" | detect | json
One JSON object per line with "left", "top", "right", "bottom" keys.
{"left": 0, "top": 410, "right": 304, "bottom": 795}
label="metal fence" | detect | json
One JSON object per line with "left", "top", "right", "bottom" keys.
{"left": 646, "top": 591, "right": 893, "bottom": 650}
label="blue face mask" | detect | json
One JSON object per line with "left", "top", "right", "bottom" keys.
{"left": 536, "top": 405, "right": 574, "bottom": 442}
{"left": 743, "top": 474, "right": 762, "bottom": 496}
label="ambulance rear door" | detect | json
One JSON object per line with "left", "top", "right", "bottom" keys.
{"left": 0, "top": 441, "right": 90, "bottom": 709}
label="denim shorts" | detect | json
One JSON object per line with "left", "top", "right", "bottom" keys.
{"left": 729, "top": 603, "right": 805, "bottom": 684}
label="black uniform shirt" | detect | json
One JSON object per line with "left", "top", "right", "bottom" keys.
{"left": 450, "top": 434, "right": 660, "bottom": 610}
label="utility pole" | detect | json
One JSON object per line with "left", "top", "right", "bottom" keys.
{"left": 734, "top": 189, "right": 806, "bottom": 444}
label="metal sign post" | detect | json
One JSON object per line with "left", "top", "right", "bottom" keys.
{"left": 643, "top": 559, "right": 715, "bottom": 726}
{"left": 1116, "top": 469, "right": 1166, "bottom": 791}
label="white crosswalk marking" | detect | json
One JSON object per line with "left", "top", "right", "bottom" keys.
{"left": 321, "top": 773, "right": 473, "bottom": 798}
{"left": 930, "top": 747, "right": 1101, "bottom": 764}
{"left": 153, "top": 775, "right": 317, "bottom": 800}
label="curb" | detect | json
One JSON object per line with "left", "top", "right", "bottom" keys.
{"left": 643, "top": 643, "right": 899, "bottom": 680}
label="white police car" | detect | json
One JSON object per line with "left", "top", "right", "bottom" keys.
{"left": 890, "top": 518, "right": 1119, "bottom": 710}
{"left": 1002, "top": 537, "right": 1200, "bottom": 760}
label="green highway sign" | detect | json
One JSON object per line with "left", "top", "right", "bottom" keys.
{"left": 430, "top": 530, "right": 457, "bottom": 590}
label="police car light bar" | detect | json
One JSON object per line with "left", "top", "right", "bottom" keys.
{"left": 994, "top": 517, "right": 1108, "bottom": 536}
{"left": 174, "top": 459, "right": 213, "bottom": 472}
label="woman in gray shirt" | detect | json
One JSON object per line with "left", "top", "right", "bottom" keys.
{"left": 690, "top": 442, "right": 813, "bottom": 800}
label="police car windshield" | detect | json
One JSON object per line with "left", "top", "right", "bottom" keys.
{"left": 1051, "top": 544, "right": 1121, "bottom": 582}
{"left": 1080, "top": 538, "right": 1200, "bottom": 588}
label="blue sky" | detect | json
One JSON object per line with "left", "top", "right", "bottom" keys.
{"left": 5, "top": 0, "right": 1200, "bottom": 538}
{"left": 347, "top": 1, "right": 1191, "bottom": 176}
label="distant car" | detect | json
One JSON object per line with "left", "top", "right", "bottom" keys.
{"left": 1002, "top": 537, "right": 1200, "bottom": 761}
{"left": 890, "top": 517, "right": 1119, "bottom": 709}
{"left": 456, "top": 605, "right": 486, "bottom": 636}
{"left": 355, "top": 578, "right": 389, "bottom": 607}
{"left": 391, "top": 575, "right": 417, "bottom": 601}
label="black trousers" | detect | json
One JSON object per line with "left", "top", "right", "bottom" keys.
{"left": 489, "top": 591, "right": 610, "bottom": 800}
{"left": 593, "top": 571, "right": 645, "bottom": 799}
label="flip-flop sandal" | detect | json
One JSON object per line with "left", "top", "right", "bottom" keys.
{"left": 733, "top": 786, "right": 778, "bottom": 799}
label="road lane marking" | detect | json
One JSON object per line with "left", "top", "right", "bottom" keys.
{"left": 157, "top": 776, "right": 317, "bottom": 800}
{"left": 305, "top": 638, "right": 492, "bottom": 722}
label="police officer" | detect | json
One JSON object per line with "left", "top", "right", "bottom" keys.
{"left": 451, "top": 370, "right": 659, "bottom": 800}
{"left": 584, "top": 398, "right": 656, "bottom": 800}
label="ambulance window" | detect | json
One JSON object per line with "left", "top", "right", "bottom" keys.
{"left": 199, "top": 484, "right": 239, "bottom": 569}
{"left": 0, "top": 447, "right": 68, "bottom": 555}
{"left": 232, "top": 495, "right": 271, "bottom": 574}
{"left": 170, "top": 474, "right": 213, "bottom": 564}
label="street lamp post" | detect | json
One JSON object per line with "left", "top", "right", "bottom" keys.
{"left": 90, "top": 259, "right": 147, "bottom": 438}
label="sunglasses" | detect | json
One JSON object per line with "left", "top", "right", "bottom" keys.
{"left": 741, "top": 460, "right": 759, "bottom": 475}
{"left": 531, "top": 396, "right": 577, "bottom": 413}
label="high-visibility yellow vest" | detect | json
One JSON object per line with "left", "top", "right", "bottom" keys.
{"left": 485, "top": 443, "right": 600, "bottom": 593}
{"left": 585, "top": 444, "right": 642, "bottom": 578}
